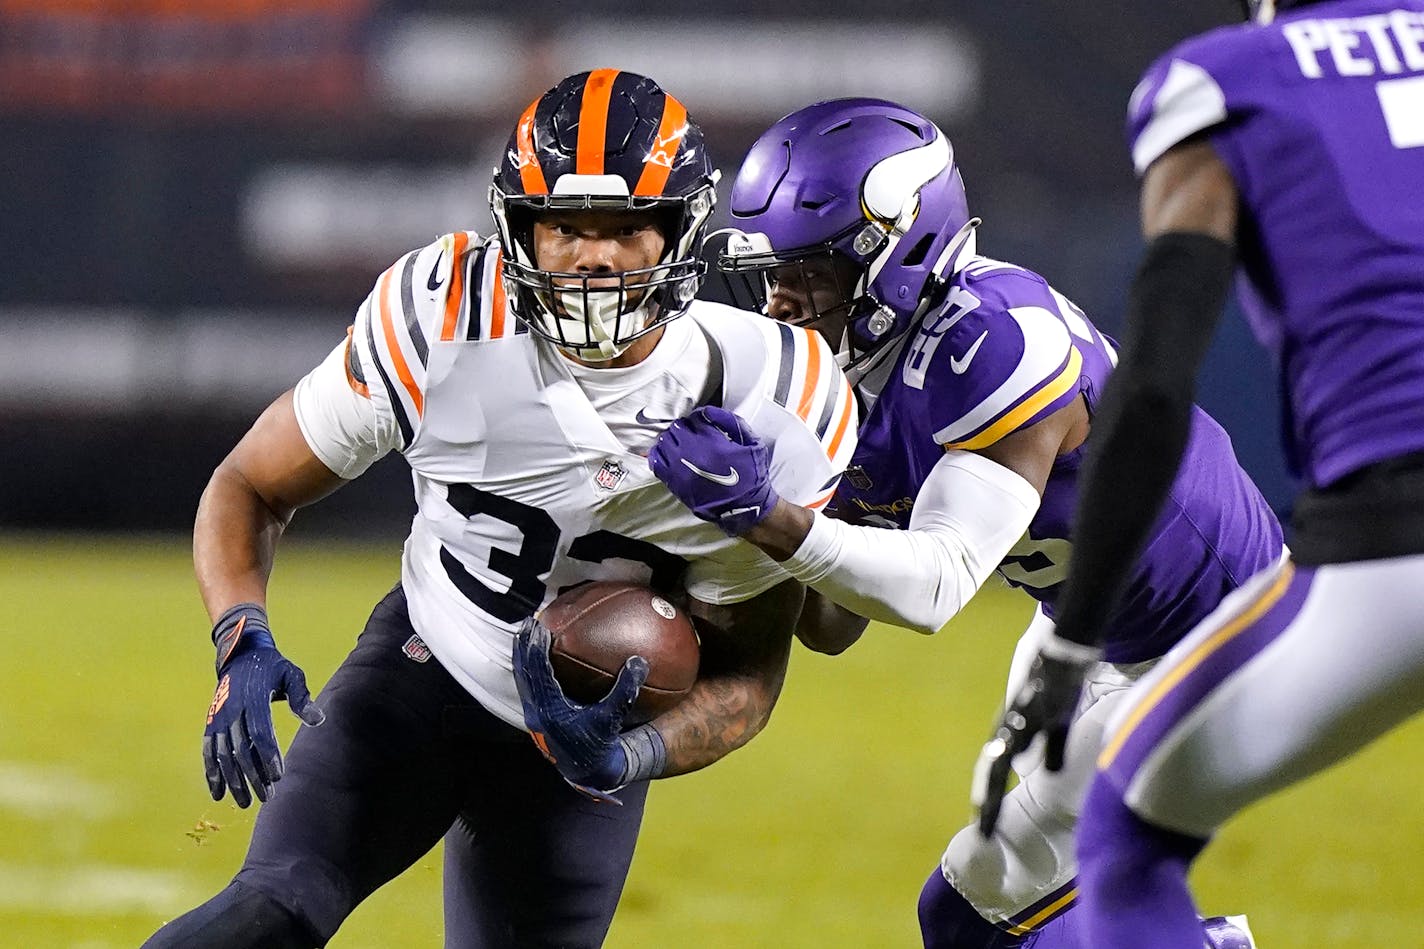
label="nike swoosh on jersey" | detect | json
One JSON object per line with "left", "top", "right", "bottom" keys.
{"left": 680, "top": 459, "right": 740, "bottom": 486}
{"left": 950, "top": 330, "right": 989, "bottom": 374}
{"left": 427, "top": 253, "right": 445, "bottom": 291}
{"left": 635, "top": 407, "right": 682, "bottom": 425}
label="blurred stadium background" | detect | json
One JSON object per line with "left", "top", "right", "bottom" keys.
{"left": 2, "top": 1, "right": 1419, "bottom": 946}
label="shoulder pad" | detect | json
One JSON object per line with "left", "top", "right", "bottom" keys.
{"left": 1127, "top": 22, "right": 1263, "bottom": 176}
{"left": 691, "top": 303, "right": 858, "bottom": 498}
{"left": 898, "top": 279, "right": 1083, "bottom": 451}
{"left": 347, "top": 232, "right": 494, "bottom": 447}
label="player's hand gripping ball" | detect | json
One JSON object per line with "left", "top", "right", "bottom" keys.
{"left": 512, "top": 582, "right": 699, "bottom": 799}
{"left": 539, "top": 581, "right": 700, "bottom": 723}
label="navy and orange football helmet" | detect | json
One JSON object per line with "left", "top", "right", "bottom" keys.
{"left": 490, "top": 69, "right": 719, "bottom": 360}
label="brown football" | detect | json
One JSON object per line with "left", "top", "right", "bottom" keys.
{"left": 541, "top": 581, "right": 700, "bottom": 724}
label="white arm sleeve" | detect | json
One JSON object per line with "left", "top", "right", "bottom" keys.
{"left": 780, "top": 451, "right": 1040, "bottom": 635}
{"left": 292, "top": 339, "right": 400, "bottom": 479}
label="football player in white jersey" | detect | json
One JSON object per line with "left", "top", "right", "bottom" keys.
{"left": 142, "top": 70, "right": 855, "bottom": 949}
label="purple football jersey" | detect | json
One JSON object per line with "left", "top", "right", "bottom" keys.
{"left": 1128, "top": 0, "right": 1424, "bottom": 488}
{"left": 829, "top": 258, "right": 1283, "bottom": 662}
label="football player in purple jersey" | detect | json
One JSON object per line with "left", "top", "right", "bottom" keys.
{"left": 976, "top": 0, "right": 1424, "bottom": 945}
{"left": 650, "top": 98, "right": 1273, "bottom": 948}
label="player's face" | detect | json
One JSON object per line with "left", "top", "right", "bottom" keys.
{"left": 531, "top": 209, "right": 671, "bottom": 368}
{"left": 532, "top": 210, "right": 668, "bottom": 283}
{"left": 765, "top": 253, "right": 860, "bottom": 343}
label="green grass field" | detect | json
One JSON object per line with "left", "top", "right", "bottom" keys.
{"left": 3, "top": 534, "right": 1421, "bottom": 947}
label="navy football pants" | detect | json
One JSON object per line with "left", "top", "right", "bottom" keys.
{"left": 145, "top": 586, "right": 648, "bottom": 948}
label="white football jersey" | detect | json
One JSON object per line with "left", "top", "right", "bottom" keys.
{"left": 293, "top": 232, "right": 858, "bottom": 729}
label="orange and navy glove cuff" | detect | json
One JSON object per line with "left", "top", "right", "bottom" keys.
{"left": 212, "top": 603, "right": 275, "bottom": 676}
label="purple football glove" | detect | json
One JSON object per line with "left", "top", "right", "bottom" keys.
{"left": 648, "top": 406, "right": 780, "bottom": 536}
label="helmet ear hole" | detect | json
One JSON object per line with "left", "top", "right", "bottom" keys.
{"left": 899, "top": 232, "right": 936, "bottom": 269}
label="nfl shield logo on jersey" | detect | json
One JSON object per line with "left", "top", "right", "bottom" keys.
{"left": 402, "top": 634, "right": 432, "bottom": 663}
{"left": 594, "top": 459, "right": 627, "bottom": 492}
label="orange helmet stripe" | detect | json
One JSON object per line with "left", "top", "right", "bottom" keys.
{"left": 516, "top": 97, "right": 549, "bottom": 195}
{"left": 576, "top": 68, "right": 620, "bottom": 176}
{"left": 634, "top": 93, "right": 687, "bottom": 197}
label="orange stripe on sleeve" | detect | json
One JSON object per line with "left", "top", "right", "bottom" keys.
{"left": 634, "top": 93, "right": 687, "bottom": 197}
{"left": 377, "top": 266, "right": 424, "bottom": 417}
{"left": 806, "top": 487, "right": 837, "bottom": 511}
{"left": 439, "top": 232, "right": 470, "bottom": 342}
{"left": 343, "top": 325, "right": 369, "bottom": 398}
{"left": 795, "top": 328, "right": 823, "bottom": 422}
{"left": 490, "top": 256, "right": 508, "bottom": 338}
{"left": 826, "top": 379, "right": 855, "bottom": 461}
{"left": 516, "top": 98, "right": 549, "bottom": 195}
{"left": 576, "top": 68, "right": 619, "bottom": 176}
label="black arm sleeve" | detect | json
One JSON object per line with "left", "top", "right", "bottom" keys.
{"left": 1051, "top": 232, "right": 1235, "bottom": 648}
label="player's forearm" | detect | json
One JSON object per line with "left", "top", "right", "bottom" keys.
{"left": 193, "top": 461, "right": 292, "bottom": 622}
{"left": 774, "top": 454, "right": 1040, "bottom": 635}
{"left": 652, "top": 579, "right": 800, "bottom": 776}
{"left": 650, "top": 655, "right": 789, "bottom": 777}
{"left": 742, "top": 499, "right": 815, "bottom": 561}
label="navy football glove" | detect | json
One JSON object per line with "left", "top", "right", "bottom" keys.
{"left": 972, "top": 634, "right": 1100, "bottom": 837}
{"left": 512, "top": 616, "right": 647, "bottom": 803}
{"left": 203, "top": 604, "right": 325, "bottom": 808}
{"left": 649, "top": 406, "right": 780, "bottom": 536}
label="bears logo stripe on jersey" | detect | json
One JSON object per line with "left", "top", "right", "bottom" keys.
{"left": 439, "top": 231, "right": 472, "bottom": 342}
{"left": 794, "top": 326, "right": 824, "bottom": 423}
{"left": 398, "top": 249, "right": 429, "bottom": 367}
{"left": 826, "top": 378, "right": 856, "bottom": 464}
{"left": 465, "top": 247, "right": 522, "bottom": 341}
{"left": 515, "top": 97, "right": 549, "bottom": 195}
{"left": 813, "top": 372, "right": 843, "bottom": 438}
{"left": 342, "top": 325, "right": 369, "bottom": 398}
{"left": 363, "top": 295, "right": 415, "bottom": 447}
{"left": 576, "top": 68, "right": 620, "bottom": 175}
{"left": 941, "top": 345, "right": 1082, "bottom": 451}
{"left": 490, "top": 255, "right": 511, "bottom": 338}
{"left": 772, "top": 322, "right": 796, "bottom": 405}
{"left": 634, "top": 92, "right": 687, "bottom": 197}
{"left": 464, "top": 243, "right": 493, "bottom": 340}
{"left": 376, "top": 260, "right": 425, "bottom": 418}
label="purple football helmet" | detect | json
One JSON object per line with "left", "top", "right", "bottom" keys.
{"left": 719, "top": 98, "right": 976, "bottom": 354}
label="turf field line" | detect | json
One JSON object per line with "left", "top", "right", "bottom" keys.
{"left": 0, "top": 762, "right": 115, "bottom": 818}
{"left": 0, "top": 862, "right": 201, "bottom": 914}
